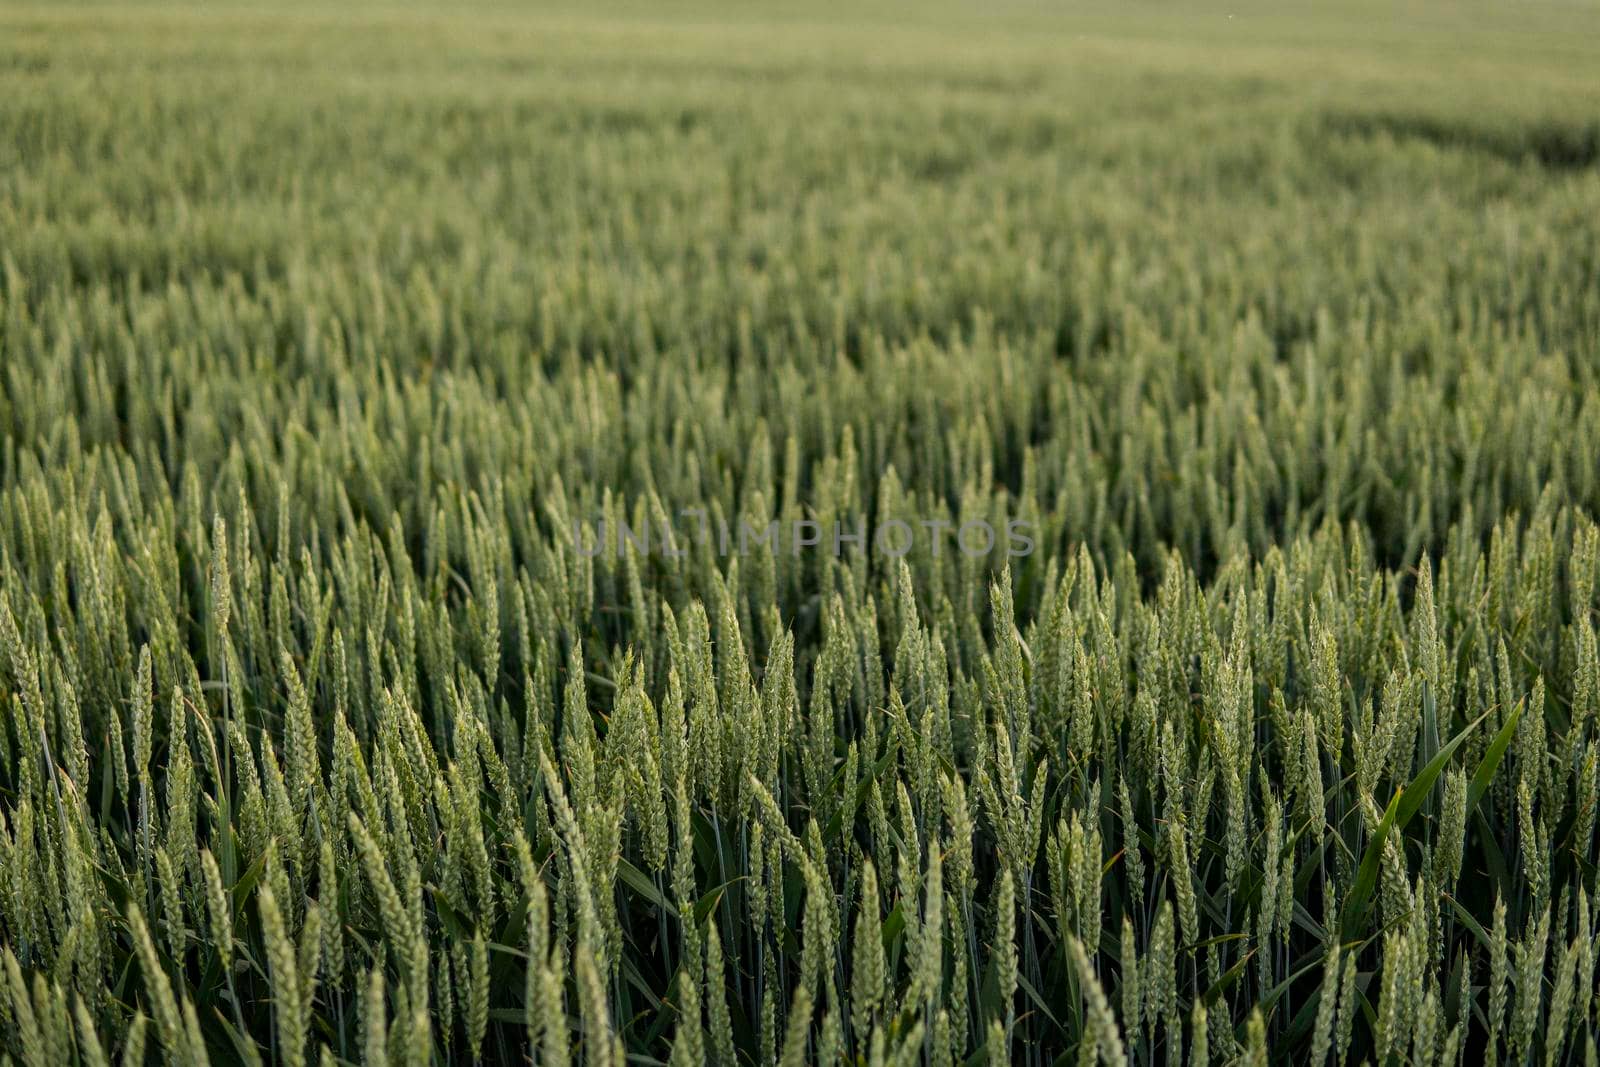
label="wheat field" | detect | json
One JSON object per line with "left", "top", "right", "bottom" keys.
{"left": 3, "top": 0, "right": 1600, "bottom": 1064}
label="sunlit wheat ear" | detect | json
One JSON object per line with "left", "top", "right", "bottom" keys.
{"left": 778, "top": 986, "right": 813, "bottom": 1067}
{"left": 851, "top": 859, "right": 886, "bottom": 1037}
{"left": 1069, "top": 935, "right": 1128, "bottom": 1067}
{"left": 126, "top": 904, "right": 190, "bottom": 1067}
{"left": 1512, "top": 907, "right": 1552, "bottom": 1065}
{"left": 259, "top": 882, "right": 307, "bottom": 1067}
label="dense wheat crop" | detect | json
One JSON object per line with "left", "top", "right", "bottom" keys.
{"left": 4, "top": 0, "right": 1600, "bottom": 1063}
